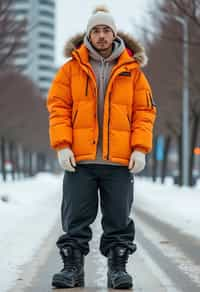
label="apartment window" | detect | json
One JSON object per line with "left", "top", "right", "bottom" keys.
{"left": 39, "top": 32, "right": 54, "bottom": 40}
{"left": 17, "top": 65, "right": 27, "bottom": 71}
{"left": 14, "top": 0, "right": 29, "bottom": 2}
{"left": 14, "top": 52, "right": 27, "bottom": 59}
{"left": 39, "top": 65, "right": 52, "bottom": 70}
{"left": 39, "top": 10, "right": 54, "bottom": 18}
{"left": 39, "top": 0, "right": 55, "bottom": 7}
{"left": 39, "top": 21, "right": 54, "bottom": 30}
{"left": 39, "top": 54, "right": 54, "bottom": 61}
{"left": 39, "top": 43, "right": 54, "bottom": 50}
{"left": 39, "top": 77, "right": 52, "bottom": 82}
{"left": 12, "top": 9, "right": 28, "bottom": 15}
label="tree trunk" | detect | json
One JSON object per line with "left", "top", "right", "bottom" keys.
{"left": 28, "top": 152, "right": 33, "bottom": 177}
{"left": 177, "top": 134, "right": 183, "bottom": 186}
{"left": 161, "top": 135, "right": 171, "bottom": 184}
{"left": 15, "top": 145, "right": 21, "bottom": 180}
{"left": 1, "top": 137, "right": 6, "bottom": 182}
{"left": 23, "top": 149, "right": 27, "bottom": 177}
{"left": 189, "top": 113, "right": 199, "bottom": 186}
{"left": 152, "top": 136, "right": 158, "bottom": 182}
{"left": 9, "top": 141, "right": 15, "bottom": 181}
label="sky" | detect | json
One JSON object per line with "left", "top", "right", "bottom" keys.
{"left": 55, "top": 0, "right": 161, "bottom": 66}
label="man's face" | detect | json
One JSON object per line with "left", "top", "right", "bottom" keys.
{"left": 89, "top": 25, "right": 115, "bottom": 52}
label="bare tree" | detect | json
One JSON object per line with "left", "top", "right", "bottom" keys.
{"left": 0, "top": 0, "right": 26, "bottom": 68}
{"left": 168, "top": 0, "right": 200, "bottom": 27}
{"left": 141, "top": 0, "right": 200, "bottom": 185}
{"left": 0, "top": 70, "right": 50, "bottom": 154}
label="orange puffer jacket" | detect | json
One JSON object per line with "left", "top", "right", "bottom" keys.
{"left": 47, "top": 32, "right": 157, "bottom": 166}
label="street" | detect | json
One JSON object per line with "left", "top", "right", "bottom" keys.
{"left": 9, "top": 207, "right": 200, "bottom": 292}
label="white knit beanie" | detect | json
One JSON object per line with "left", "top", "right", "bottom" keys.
{"left": 86, "top": 6, "right": 117, "bottom": 37}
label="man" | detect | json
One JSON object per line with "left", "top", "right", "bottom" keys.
{"left": 47, "top": 6, "right": 156, "bottom": 289}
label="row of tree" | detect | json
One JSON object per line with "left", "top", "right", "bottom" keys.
{"left": 139, "top": 0, "right": 200, "bottom": 186}
{"left": 0, "top": 0, "right": 56, "bottom": 181}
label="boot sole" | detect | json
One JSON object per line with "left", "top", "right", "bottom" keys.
{"left": 52, "top": 274, "right": 84, "bottom": 288}
{"left": 107, "top": 276, "right": 133, "bottom": 289}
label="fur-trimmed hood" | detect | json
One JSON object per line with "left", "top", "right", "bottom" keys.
{"left": 64, "top": 31, "right": 148, "bottom": 67}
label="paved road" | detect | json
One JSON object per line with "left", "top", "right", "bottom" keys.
{"left": 134, "top": 208, "right": 200, "bottom": 292}
{"left": 9, "top": 207, "right": 200, "bottom": 292}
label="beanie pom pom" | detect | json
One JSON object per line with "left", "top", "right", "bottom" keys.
{"left": 92, "top": 5, "right": 110, "bottom": 14}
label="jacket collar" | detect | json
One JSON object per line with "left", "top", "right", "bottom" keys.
{"left": 64, "top": 31, "right": 148, "bottom": 67}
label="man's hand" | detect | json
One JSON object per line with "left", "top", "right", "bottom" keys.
{"left": 57, "top": 148, "right": 76, "bottom": 172}
{"left": 128, "top": 151, "right": 146, "bottom": 174}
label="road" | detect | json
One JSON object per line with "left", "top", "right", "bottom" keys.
{"left": 9, "top": 207, "right": 200, "bottom": 292}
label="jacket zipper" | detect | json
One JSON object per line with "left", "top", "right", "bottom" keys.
{"left": 72, "top": 109, "right": 78, "bottom": 125}
{"left": 105, "top": 62, "right": 134, "bottom": 160}
{"left": 74, "top": 51, "right": 135, "bottom": 160}
{"left": 74, "top": 51, "right": 99, "bottom": 147}
{"left": 127, "top": 113, "right": 131, "bottom": 126}
{"left": 107, "top": 92, "right": 111, "bottom": 160}
{"left": 85, "top": 75, "right": 89, "bottom": 96}
{"left": 74, "top": 51, "right": 96, "bottom": 90}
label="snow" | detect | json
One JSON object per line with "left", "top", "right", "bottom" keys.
{"left": 0, "top": 173, "right": 200, "bottom": 291}
{"left": 0, "top": 173, "right": 62, "bottom": 292}
{"left": 134, "top": 177, "right": 200, "bottom": 240}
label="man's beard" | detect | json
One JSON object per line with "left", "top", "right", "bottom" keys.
{"left": 95, "top": 42, "right": 112, "bottom": 51}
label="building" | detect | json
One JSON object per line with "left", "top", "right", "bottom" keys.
{"left": 12, "top": 0, "right": 56, "bottom": 97}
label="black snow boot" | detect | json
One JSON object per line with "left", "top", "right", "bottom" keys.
{"left": 107, "top": 246, "right": 133, "bottom": 289}
{"left": 52, "top": 246, "right": 84, "bottom": 288}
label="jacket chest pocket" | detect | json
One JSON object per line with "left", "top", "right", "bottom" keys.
{"left": 111, "top": 74, "right": 133, "bottom": 105}
{"left": 72, "top": 101, "right": 95, "bottom": 129}
{"left": 71, "top": 72, "right": 94, "bottom": 101}
{"left": 110, "top": 103, "right": 131, "bottom": 131}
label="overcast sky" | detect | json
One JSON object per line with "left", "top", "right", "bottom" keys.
{"left": 55, "top": 0, "right": 161, "bottom": 66}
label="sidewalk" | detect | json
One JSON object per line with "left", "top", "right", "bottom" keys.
{"left": 11, "top": 213, "right": 173, "bottom": 292}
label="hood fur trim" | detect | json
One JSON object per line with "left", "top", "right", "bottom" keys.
{"left": 64, "top": 31, "right": 148, "bottom": 67}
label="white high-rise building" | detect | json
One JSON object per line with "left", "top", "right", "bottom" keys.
{"left": 12, "top": 0, "right": 56, "bottom": 97}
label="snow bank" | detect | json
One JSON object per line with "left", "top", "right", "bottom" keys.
{"left": 134, "top": 177, "right": 200, "bottom": 240}
{"left": 0, "top": 172, "right": 62, "bottom": 292}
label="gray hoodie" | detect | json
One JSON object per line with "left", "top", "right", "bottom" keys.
{"left": 77, "top": 36, "right": 125, "bottom": 165}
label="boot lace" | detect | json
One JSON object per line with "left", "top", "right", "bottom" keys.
{"left": 60, "top": 249, "right": 80, "bottom": 272}
{"left": 109, "top": 251, "right": 128, "bottom": 272}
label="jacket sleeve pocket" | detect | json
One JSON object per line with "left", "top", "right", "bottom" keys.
{"left": 131, "top": 70, "right": 157, "bottom": 153}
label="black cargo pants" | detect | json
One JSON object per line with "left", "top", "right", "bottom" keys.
{"left": 56, "top": 164, "right": 136, "bottom": 257}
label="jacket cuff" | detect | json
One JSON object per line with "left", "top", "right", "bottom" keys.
{"left": 132, "top": 146, "right": 147, "bottom": 154}
{"left": 54, "top": 142, "right": 72, "bottom": 151}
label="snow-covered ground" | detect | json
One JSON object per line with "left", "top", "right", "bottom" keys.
{"left": 134, "top": 177, "right": 200, "bottom": 240}
{"left": 0, "top": 173, "right": 62, "bottom": 292}
{"left": 0, "top": 173, "right": 200, "bottom": 291}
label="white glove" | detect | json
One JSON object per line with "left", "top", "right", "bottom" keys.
{"left": 128, "top": 151, "right": 146, "bottom": 174}
{"left": 57, "top": 148, "right": 76, "bottom": 172}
